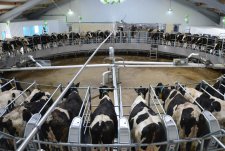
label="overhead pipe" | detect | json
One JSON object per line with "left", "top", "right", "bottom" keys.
{"left": 0, "top": 0, "right": 47, "bottom": 22}
{"left": 16, "top": 32, "right": 113, "bottom": 151}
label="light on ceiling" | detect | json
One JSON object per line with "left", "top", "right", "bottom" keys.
{"left": 67, "top": 9, "right": 74, "bottom": 15}
{"left": 168, "top": 8, "right": 173, "bottom": 13}
{"left": 100, "top": 0, "right": 126, "bottom": 5}
{"left": 167, "top": 0, "right": 173, "bottom": 14}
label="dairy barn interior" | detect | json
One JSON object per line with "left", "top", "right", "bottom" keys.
{"left": 1, "top": 0, "right": 225, "bottom": 151}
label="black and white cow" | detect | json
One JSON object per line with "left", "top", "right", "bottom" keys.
{"left": 177, "top": 86, "right": 225, "bottom": 148}
{"left": 25, "top": 88, "right": 51, "bottom": 103}
{"left": 0, "top": 90, "right": 27, "bottom": 112}
{"left": 0, "top": 79, "right": 23, "bottom": 92}
{"left": 0, "top": 92, "right": 53, "bottom": 137}
{"left": 155, "top": 83, "right": 201, "bottom": 151}
{"left": 195, "top": 78, "right": 225, "bottom": 100}
{"left": 129, "top": 87, "right": 166, "bottom": 151}
{"left": 178, "top": 87, "right": 225, "bottom": 128}
{"left": 41, "top": 82, "right": 83, "bottom": 146}
{"left": 90, "top": 85, "right": 117, "bottom": 151}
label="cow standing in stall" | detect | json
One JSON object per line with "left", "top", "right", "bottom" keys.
{"left": 90, "top": 85, "right": 117, "bottom": 151}
{"left": 155, "top": 83, "right": 201, "bottom": 151}
{"left": 129, "top": 87, "right": 166, "bottom": 151}
{"left": 41, "top": 83, "right": 83, "bottom": 150}
{"left": 0, "top": 90, "right": 52, "bottom": 150}
{"left": 195, "top": 78, "right": 225, "bottom": 100}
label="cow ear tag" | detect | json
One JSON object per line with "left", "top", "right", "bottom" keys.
{"left": 159, "top": 93, "right": 162, "bottom": 99}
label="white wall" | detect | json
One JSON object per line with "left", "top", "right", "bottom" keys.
{"left": 190, "top": 26, "right": 225, "bottom": 37}
{"left": 0, "top": 23, "right": 11, "bottom": 40}
{"left": 0, "top": 20, "right": 68, "bottom": 38}
{"left": 43, "top": 0, "right": 217, "bottom": 27}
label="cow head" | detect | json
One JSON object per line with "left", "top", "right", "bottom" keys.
{"left": 99, "top": 85, "right": 113, "bottom": 99}
{"left": 195, "top": 82, "right": 208, "bottom": 92}
{"left": 63, "top": 82, "right": 80, "bottom": 99}
{"left": 134, "top": 86, "right": 148, "bottom": 99}
{"left": 0, "top": 117, "right": 17, "bottom": 136}
{"left": 155, "top": 83, "right": 164, "bottom": 98}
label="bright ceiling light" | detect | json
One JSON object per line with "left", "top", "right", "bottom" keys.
{"left": 100, "top": 0, "right": 126, "bottom": 5}
{"left": 168, "top": 8, "right": 173, "bottom": 13}
{"left": 67, "top": 9, "right": 74, "bottom": 15}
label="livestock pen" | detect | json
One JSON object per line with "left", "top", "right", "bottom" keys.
{"left": 1, "top": 32, "right": 225, "bottom": 151}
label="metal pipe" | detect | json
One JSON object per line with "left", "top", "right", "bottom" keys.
{"left": 0, "top": 64, "right": 112, "bottom": 72}
{"left": 111, "top": 50, "right": 120, "bottom": 118}
{"left": 116, "top": 61, "right": 173, "bottom": 65}
{"left": 102, "top": 71, "right": 111, "bottom": 85}
{"left": 202, "top": 80, "right": 224, "bottom": 98}
{"left": 16, "top": 32, "right": 113, "bottom": 151}
{"left": 5, "top": 81, "right": 36, "bottom": 108}
{"left": 117, "top": 64, "right": 206, "bottom": 68}
{"left": 79, "top": 87, "right": 90, "bottom": 117}
{"left": 27, "top": 55, "right": 43, "bottom": 67}
{"left": 212, "top": 135, "right": 225, "bottom": 149}
{"left": 176, "top": 82, "right": 204, "bottom": 111}
{"left": 119, "top": 84, "right": 123, "bottom": 117}
{"left": 149, "top": 85, "right": 166, "bottom": 115}
{"left": 38, "top": 84, "right": 61, "bottom": 114}
{"left": 0, "top": 78, "right": 14, "bottom": 89}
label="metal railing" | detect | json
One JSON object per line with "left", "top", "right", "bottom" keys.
{"left": 1, "top": 31, "right": 225, "bottom": 59}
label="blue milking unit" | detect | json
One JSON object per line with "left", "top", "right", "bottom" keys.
{"left": 176, "top": 82, "right": 225, "bottom": 150}
{"left": 150, "top": 86, "right": 179, "bottom": 151}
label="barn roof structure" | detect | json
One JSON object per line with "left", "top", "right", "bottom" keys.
{"left": 0, "top": 0, "right": 224, "bottom": 24}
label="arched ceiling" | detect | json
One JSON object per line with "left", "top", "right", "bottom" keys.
{"left": 0, "top": 0, "right": 224, "bottom": 23}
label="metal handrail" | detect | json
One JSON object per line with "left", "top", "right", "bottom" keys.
{"left": 16, "top": 32, "right": 113, "bottom": 151}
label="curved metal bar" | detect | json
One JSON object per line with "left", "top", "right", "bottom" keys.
{"left": 16, "top": 32, "right": 113, "bottom": 151}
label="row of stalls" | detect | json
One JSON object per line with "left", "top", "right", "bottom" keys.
{"left": 1, "top": 41, "right": 225, "bottom": 151}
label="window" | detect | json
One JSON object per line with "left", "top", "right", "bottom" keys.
{"left": 34, "top": 25, "right": 39, "bottom": 34}
{"left": 23, "top": 25, "right": 49, "bottom": 36}
{"left": 1, "top": 31, "right": 6, "bottom": 40}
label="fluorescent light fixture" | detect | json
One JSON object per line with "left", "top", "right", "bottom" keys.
{"left": 67, "top": 9, "right": 74, "bottom": 15}
{"left": 168, "top": 8, "right": 173, "bottom": 12}
{"left": 100, "top": 0, "right": 126, "bottom": 5}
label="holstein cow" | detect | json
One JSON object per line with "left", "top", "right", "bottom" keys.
{"left": 0, "top": 97, "right": 52, "bottom": 150}
{"left": 177, "top": 86, "right": 225, "bottom": 149}
{"left": 195, "top": 78, "right": 225, "bottom": 100}
{"left": 90, "top": 85, "right": 117, "bottom": 151}
{"left": 41, "top": 82, "right": 83, "bottom": 150}
{"left": 25, "top": 88, "right": 51, "bottom": 103}
{"left": 0, "top": 90, "right": 27, "bottom": 113}
{"left": 0, "top": 78, "right": 23, "bottom": 92}
{"left": 129, "top": 87, "right": 166, "bottom": 151}
{"left": 155, "top": 83, "right": 201, "bottom": 151}
{"left": 178, "top": 86, "right": 225, "bottom": 129}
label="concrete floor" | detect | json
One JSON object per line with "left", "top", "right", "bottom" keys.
{"left": 4, "top": 55, "right": 222, "bottom": 115}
